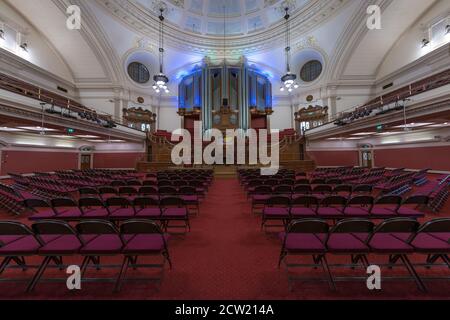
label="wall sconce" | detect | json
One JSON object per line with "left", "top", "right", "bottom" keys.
{"left": 20, "top": 42, "right": 28, "bottom": 52}
{"left": 445, "top": 24, "right": 450, "bottom": 35}
{"left": 421, "top": 38, "right": 430, "bottom": 48}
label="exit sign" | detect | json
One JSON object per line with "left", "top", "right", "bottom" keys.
{"left": 66, "top": 128, "right": 75, "bottom": 134}
{"left": 376, "top": 124, "right": 384, "bottom": 132}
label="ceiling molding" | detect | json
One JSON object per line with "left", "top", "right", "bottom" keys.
{"left": 96, "top": 0, "right": 350, "bottom": 56}
{"left": 51, "top": 0, "right": 124, "bottom": 86}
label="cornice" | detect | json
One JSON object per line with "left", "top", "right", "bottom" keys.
{"left": 96, "top": 0, "right": 350, "bottom": 56}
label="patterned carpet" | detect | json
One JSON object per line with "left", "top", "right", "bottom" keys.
{"left": 0, "top": 178, "right": 449, "bottom": 300}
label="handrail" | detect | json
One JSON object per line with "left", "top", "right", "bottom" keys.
{"left": 306, "top": 68, "right": 450, "bottom": 130}
{"left": 0, "top": 72, "right": 130, "bottom": 128}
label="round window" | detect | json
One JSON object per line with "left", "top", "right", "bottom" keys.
{"left": 127, "top": 62, "right": 150, "bottom": 84}
{"left": 300, "top": 60, "right": 322, "bottom": 82}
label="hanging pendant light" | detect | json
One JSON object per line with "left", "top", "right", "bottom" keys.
{"left": 153, "top": 6, "right": 169, "bottom": 94}
{"left": 280, "top": 6, "right": 299, "bottom": 92}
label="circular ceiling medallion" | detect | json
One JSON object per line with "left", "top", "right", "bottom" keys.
{"left": 137, "top": 97, "right": 145, "bottom": 104}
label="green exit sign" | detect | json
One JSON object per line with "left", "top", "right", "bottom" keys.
{"left": 376, "top": 124, "right": 384, "bottom": 132}
{"left": 66, "top": 128, "right": 76, "bottom": 134}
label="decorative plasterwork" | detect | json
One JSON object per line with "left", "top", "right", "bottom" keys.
{"left": 97, "top": 0, "right": 350, "bottom": 56}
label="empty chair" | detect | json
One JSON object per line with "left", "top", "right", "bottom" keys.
{"left": 111, "top": 181, "right": 126, "bottom": 187}
{"left": 139, "top": 186, "right": 159, "bottom": 197}
{"left": 28, "top": 220, "right": 83, "bottom": 292}
{"left": 293, "top": 185, "right": 312, "bottom": 196}
{"left": 79, "top": 187, "right": 99, "bottom": 197}
{"left": 352, "top": 185, "right": 373, "bottom": 195}
{"left": 311, "top": 178, "right": 326, "bottom": 185}
{"left": 367, "top": 218, "right": 424, "bottom": 291}
{"left": 127, "top": 180, "right": 142, "bottom": 186}
{"left": 158, "top": 186, "right": 178, "bottom": 197}
{"left": 76, "top": 220, "right": 123, "bottom": 282}
{"left": 397, "top": 195, "right": 428, "bottom": 218}
{"left": 326, "top": 179, "right": 342, "bottom": 185}
{"left": 370, "top": 195, "right": 402, "bottom": 218}
{"left": 133, "top": 197, "right": 162, "bottom": 219}
{"left": 409, "top": 218, "right": 450, "bottom": 267}
{"left": 160, "top": 197, "right": 190, "bottom": 232}
{"left": 79, "top": 197, "right": 110, "bottom": 218}
{"left": 25, "top": 199, "right": 56, "bottom": 220}
{"left": 98, "top": 187, "right": 118, "bottom": 201}
{"left": 312, "top": 185, "right": 333, "bottom": 199}
{"left": 118, "top": 187, "right": 139, "bottom": 201}
{"left": 278, "top": 219, "right": 334, "bottom": 290}
{"left": 178, "top": 186, "right": 200, "bottom": 214}
{"left": 343, "top": 196, "right": 374, "bottom": 217}
{"left": 333, "top": 185, "right": 353, "bottom": 198}
{"left": 317, "top": 196, "right": 347, "bottom": 219}
{"left": 273, "top": 185, "right": 292, "bottom": 197}
{"left": 250, "top": 186, "right": 273, "bottom": 214}
{"left": 117, "top": 220, "right": 171, "bottom": 291}
{"left": 158, "top": 180, "right": 173, "bottom": 187}
{"left": 326, "top": 219, "right": 374, "bottom": 267}
{"left": 295, "top": 178, "right": 310, "bottom": 185}
{"left": 264, "top": 179, "right": 279, "bottom": 187}
{"left": 142, "top": 180, "right": 157, "bottom": 186}
{"left": 0, "top": 221, "right": 40, "bottom": 277}
{"left": 106, "top": 197, "right": 135, "bottom": 220}
{"left": 261, "top": 196, "right": 291, "bottom": 230}
{"left": 280, "top": 179, "right": 295, "bottom": 186}
{"left": 290, "top": 196, "right": 319, "bottom": 218}
{"left": 51, "top": 198, "right": 82, "bottom": 220}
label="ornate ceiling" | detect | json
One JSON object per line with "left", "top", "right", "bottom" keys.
{"left": 98, "top": 0, "right": 349, "bottom": 56}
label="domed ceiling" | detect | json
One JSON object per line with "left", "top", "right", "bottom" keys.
{"left": 99, "top": 0, "right": 349, "bottom": 56}
{"left": 136, "top": 0, "right": 310, "bottom": 35}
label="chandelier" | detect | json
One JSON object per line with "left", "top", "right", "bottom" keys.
{"left": 152, "top": 5, "right": 169, "bottom": 94}
{"left": 279, "top": 6, "right": 299, "bottom": 93}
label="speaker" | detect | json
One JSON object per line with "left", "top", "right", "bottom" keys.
{"left": 222, "top": 98, "right": 228, "bottom": 106}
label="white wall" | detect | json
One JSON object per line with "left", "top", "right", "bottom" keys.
{"left": 0, "top": 0, "right": 73, "bottom": 83}
{"left": 377, "top": 0, "right": 450, "bottom": 80}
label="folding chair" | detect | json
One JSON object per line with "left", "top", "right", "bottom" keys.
{"left": 117, "top": 220, "right": 172, "bottom": 292}
{"left": 367, "top": 218, "right": 425, "bottom": 291}
{"left": 106, "top": 197, "right": 135, "bottom": 220}
{"left": 28, "top": 220, "right": 83, "bottom": 292}
{"left": 79, "top": 197, "right": 110, "bottom": 218}
{"left": 261, "top": 196, "right": 291, "bottom": 231}
{"left": 279, "top": 219, "right": 334, "bottom": 291}
{"left": 343, "top": 196, "right": 373, "bottom": 218}
{"left": 290, "top": 196, "right": 319, "bottom": 218}
{"left": 160, "top": 197, "right": 190, "bottom": 233}
{"left": 51, "top": 198, "right": 82, "bottom": 220}
{"left": 397, "top": 195, "right": 428, "bottom": 218}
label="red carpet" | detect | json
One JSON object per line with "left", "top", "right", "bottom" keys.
{"left": 0, "top": 178, "right": 449, "bottom": 300}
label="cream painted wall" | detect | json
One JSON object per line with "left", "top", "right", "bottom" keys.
{"left": 0, "top": 0, "right": 74, "bottom": 82}
{"left": 269, "top": 105, "right": 294, "bottom": 130}
{"left": 377, "top": 0, "right": 450, "bottom": 80}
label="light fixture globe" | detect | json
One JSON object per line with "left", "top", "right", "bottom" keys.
{"left": 152, "top": 4, "right": 170, "bottom": 95}
{"left": 279, "top": 6, "right": 299, "bottom": 93}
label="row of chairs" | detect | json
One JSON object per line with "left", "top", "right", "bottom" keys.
{"left": 279, "top": 218, "right": 450, "bottom": 292}
{"left": 0, "top": 219, "right": 171, "bottom": 292}
{"left": 259, "top": 195, "right": 428, "bottom": 229}
{"left": 248, "top": 184, "right": 373, "bottom": 200}
{"left": 80, "top": 185, "right": 204, "bottom": 202}
{"left": 25, "top": 197, "right": 192, "bottom": 232}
